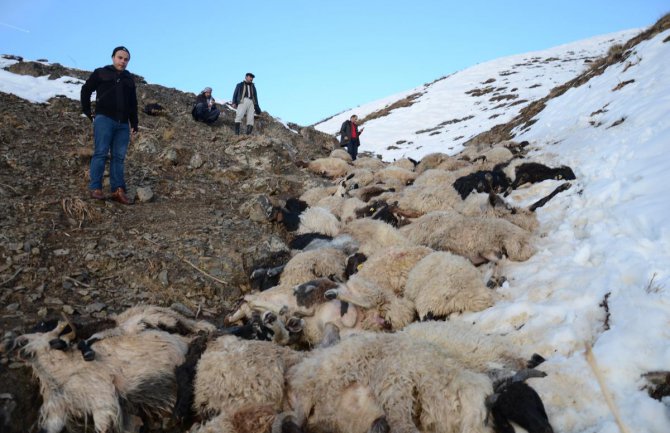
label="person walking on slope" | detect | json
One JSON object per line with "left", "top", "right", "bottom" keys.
{"left": 231, "top": 72, "right": 261, "bottom": 135}
{"left": 193, "top": 87, "right": 221, "bottom": 124}
{"left": 81, "top": 46, "right": 138, "bottom": 205}
{"left": 340, "top": 114, "right": 364, "bottom": 160}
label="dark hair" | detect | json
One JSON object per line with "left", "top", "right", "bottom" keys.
{"left": 246, "top": 72, "right": 255, "bottom": 78}
{"left": 112, "top": 46, "right": 131, "bottom": 58}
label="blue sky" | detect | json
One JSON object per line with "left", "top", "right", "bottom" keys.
{"left": 1, "top": 1, "right": 667, "bottom": 125}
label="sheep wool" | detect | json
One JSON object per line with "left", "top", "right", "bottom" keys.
{"left": 299, "top": 185, "right": 339, "bottom": 207}
{"left": 339, "top": 218, "right": 410, "bottom": 256}
{"left": 297, "top": 206, "right": 341, "bottom": 237}
{"left": 355, "top": 245, "right": 433, "bottom": 296}
{"left": 329, "top": 148, "right": 353, "bottom": 162}
{"left": 307, "top": 157, "right": 351, "bottom": 178}
{"left": 405, "top": 251, "right": 494, "bottom": 318}
{"left": 400, "top": 210, "right": 535, "bottom": 263}
{"left": 280, "top": 247, "right": 347, "bottom": 287}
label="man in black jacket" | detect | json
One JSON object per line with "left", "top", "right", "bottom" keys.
{"left": 81, "top": 46, "right": 138, "bottom": 204}
{"left": 339, "top": 115, "right": 364, "bottom": 160}
{"left": 231, "top": 72, "right": 261, "bottom": 135}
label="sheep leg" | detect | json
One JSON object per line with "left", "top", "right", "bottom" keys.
{"left": 528, "top": 182, "right": 572, "bottom": 212}
{"left": 226, "top": 303, "right": 252, "bottom": 324}
{"left": 249, "top": 300, "right": 289, "bottom": 317}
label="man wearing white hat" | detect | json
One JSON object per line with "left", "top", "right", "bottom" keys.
{"left": 193, "top": 87, "right": 220, "bottom": 124}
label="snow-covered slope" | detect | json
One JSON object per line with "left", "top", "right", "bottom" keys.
{"left": 315, "top": 30, "right": 640, "bottom": 161}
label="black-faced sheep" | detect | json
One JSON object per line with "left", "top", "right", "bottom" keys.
{"left": 400, "top": 210, "right": 535, "bottom": 264}
{"left": 4, "top": 319, "right": 190, "bottom": 433}
{"left": 404, "top": 251, "right": 495, "bottom": 319}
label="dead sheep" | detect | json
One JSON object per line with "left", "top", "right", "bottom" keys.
{"left": 278, "top": 332, "right": 553, "bottom": 433}
{"left": 340, "top": 196, "right": 368, "bottom": 223}
{"left": 459, "top": 192, "right": 539, "bottom": 232}
{"left": 266, "top": 197, "right": 310, "bottom": 232}
{"left": 351, "top": 156, "right": 386, "bottom": 171}
{"left": 354, "top": 246, "right": 433, "bottom": 296}
{"left": 4, "top": 319, "right": 190, "bottom": 433}
{"left": 188, "top": 335, "right": 304, "bottom": 433}
{"left": 405, "top": 251, "right": 494, "bottom": 319}
{"left": 334, "top": 169, "right": 375, "bottom": 197}
{"left": 400, "top": 320, "right": 546, "bottom": 377}
{"left": 373, "top": 165, "right": 417, "bottom": 187}
{"left": 389, "top": 157, "right": 418, "bottom": 171}
{"left": 76, "top": 305, "right": 215, "bottom": 361}
{"left": 314, "top": 194, "right": 346, "bottom": 218}
{"left": 324, "top": 273, "right": 417, "bottom": 331}
{"left": 296, "top": 206, "right": 341, "bottom": 237}
{"left": 473, "top": 146, "right": 515, "bottom": 165}
{"left": 454, "top": 160, "right": 576, "bottom": 199}
{"left": 279, "top": 247, "right": 347, "bottom": 287}
{"left": 339, "top": 218, "right": 410, "bottom": 256}
{"left": 412, "top": 167, "right": 459, "bottom": 187}
{"left": 329, "top": 148, "right": 353, "bottom": 162}
{"left": 395, "top": 181, "right": 463, "bottom": 214}
{"left": 400, "top": 210, "right": 535, "bottom": 264}
{"left": 307, "top": 157, "right": 350, "bottom": 178}
{"left": 415, "top": 152, "right": 470, "bottom": 173}
{"left": 299, "top": 185, "right": 338, "bottom": 207}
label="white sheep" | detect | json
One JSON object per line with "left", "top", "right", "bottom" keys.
{"left": 400, "top": 210, "right": 535, "bottom": 264}
{"left": 329, "top": 148, "right": 353, "bottom": 162}
{"left": 279, "top": 332, "right": 494, "bottom": 433}
{"left": 339, "top": 218, "right": 410, "bottom": 256}
{"left": 404, "top": 251, "right": 495, "bottom": 319}
{"left": 307, "top": 157, "right": 351, "bottom": 178}
{"left": 389, "top": 157, "right": 417, "bottom": 171}
{"left": 373, "top": 165, "right": 417, "bottom": 188}
{"left": 187, "top": 335, "right": 306, "bottom": 433}
{"left": 340, "top": 197, "right": 367, "bottom": 223}
{"left": 296, "top": 206, "right": 341, "bottom": 237}
{"left": 415, "top": 152, "right": 470, "bottom": 174}
{"left": 354, "top": 245, "right": 433, "bottom": 296}
{"left": 280, "top": 247, "right": 347, "bottom": 287}
{"left": 299, "top": 185, "right": 338, "bottom": 207}
{"left": 400, "top": 320, "right": 539, "bottom": 376}
{"left": 351, "top": 156, "right": 386, "bottom": 171}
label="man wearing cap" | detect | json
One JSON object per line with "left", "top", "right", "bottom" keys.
{"left": 81, "top": 46, "right": 138, "bottom": 204}
{"left": 231, "top": 72, "right": 261, "bottom": 135}
{"left": 193, "top": 87, "right": 220, "bottom": 124}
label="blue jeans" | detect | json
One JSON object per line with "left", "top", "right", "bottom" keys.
{"left": 347, "top": 138, "right": 360, "bottom": 161}
{"left": 89, "top": 114, "right": 130, "bottom": 192}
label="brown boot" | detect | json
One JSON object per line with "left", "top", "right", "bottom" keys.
{"left": 111, "top": 187, "right": 131, "bottom": 205}
{"left": 90, "top": 189, "right": 105, "bottom": 200}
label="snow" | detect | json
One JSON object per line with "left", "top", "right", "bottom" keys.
{"left": 2, "top": 23, "right": 670, "bottom": 433}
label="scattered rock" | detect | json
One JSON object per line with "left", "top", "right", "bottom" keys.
{"left": 135, "top": 186, "right": 154, "bottom": 203}
{"left": 85, "top": 302, "right": 107, "bottom": 313}
{"left": 189, "top": 153, "right": 204, "bottom": 169}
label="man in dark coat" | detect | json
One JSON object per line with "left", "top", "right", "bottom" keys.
{"left": 339, "top": 114, "right": 364, "bottom": 160}
{"left": 81, "top": 46, "right": 138, "bottom": 204}
{"left": 231, "top": 72, "right": 261, "bottom": 135}
{"left": 192, "top": 87, "right": 220, "bottom": 124}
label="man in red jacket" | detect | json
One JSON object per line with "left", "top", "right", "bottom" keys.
{"left": 339, "top": 114, "right": 364, "bottom": 160}
{"left": 81, "top": 46, "right": 138, "bottom": 204}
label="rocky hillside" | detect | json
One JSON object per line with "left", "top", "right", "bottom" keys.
{"left": 0, "top": 60, "right": 338, "bottom": 432}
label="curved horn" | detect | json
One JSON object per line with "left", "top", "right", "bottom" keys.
{"left": 60, "top": 312, "right": 77, "bottom": 340}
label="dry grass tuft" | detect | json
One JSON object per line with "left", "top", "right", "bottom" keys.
{"left": 61, "top": 197, "right": 100, "bottom": 228}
